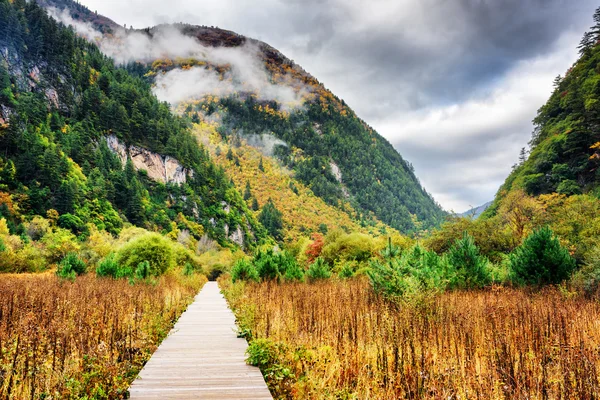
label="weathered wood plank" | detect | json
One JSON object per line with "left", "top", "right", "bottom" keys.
{"left": 129, "top": 282, "right": 272, "bottom": 399}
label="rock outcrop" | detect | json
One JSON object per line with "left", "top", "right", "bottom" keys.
{"left": 105, "top": 135, "right": 189, "bottom": 184}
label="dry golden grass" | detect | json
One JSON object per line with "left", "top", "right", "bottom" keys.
{"left": 0, "top": 272, "right": 206, "bottom": 399}
{"left": 223, "top": 278, "right": 600, "bottom": 399}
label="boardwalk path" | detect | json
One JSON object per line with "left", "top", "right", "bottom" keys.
{"left": 129, "top": 281, "right": 272, "bottom": 399}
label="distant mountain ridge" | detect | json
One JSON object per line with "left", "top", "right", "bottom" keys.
{"left": 459, "top": 201, "right": 492, "bottom": 219}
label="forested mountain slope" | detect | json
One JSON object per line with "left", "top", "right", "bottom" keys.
{"left": 39, "top": 0, "right": 445, "bottom": 234}
{"left": 0, "top": 0, "right": 264, "bottom": 248}
{"left": 486, "top": 12, "right": 600, "bottom": 216}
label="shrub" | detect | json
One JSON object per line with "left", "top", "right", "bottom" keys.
{"left": 368, "top": 244, "right": 447, "bottom": 298}
{"left": 283, "top": 261, "right": 304, "bottom": 282}
{"left": 42, "top": 228, "right": 80, "bottom": 264}
{"left": 25, "top": 216, "right": 50, "bottom": 241}
{"left": 338, "top": 263, "right": 355, "bottom": 279}
{"left": 254, "top": 249, "right": 282, "bottom": 281}
{"left": 207, "top": 264, "right": 226, "bottom": 281}
{"left": 571, "top": 246, "right": 600, "bottom": 296}
{"left": 510, "top": 226, "right": 576, "bottom": 285}
{"left": 232, "top": 259, "right": 259, "bottom": 283}
{"left": 320, "top": 232, "right": 376, "bottom": 265}
{"left": 447, "top": 233, "right": 491, "bottom": 289}
{"left": 0, "top": 243, "right": 47, "bottom": 273}
{"left": 96, "top": 253, "right": 120, "bottom": 278}
{"left": 246, "top": 338, "right": 294, "bottom": 396}
{"left": 135, "top": 261, "right": 151, "bottom": 280}
{"left": 56, "top": 252, "right": 87, "bottom": 280}
{"left": 306, "top": 258, "right": 331, "bottom": 282}
{"left": 183, "top": 262, "right": 193, "bottom": 276}
{"left": 58, "top": 213, "right": 87, "bottom": 236}
{"left": 115, "top": 233, "right": 175, "bottom": 277}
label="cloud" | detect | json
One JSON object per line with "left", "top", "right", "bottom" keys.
{"left": 378, "top": 31, "right": 582, "bottom": 212}
{"left": 47, "top": 7, "right": 102, "bottom": 41}
{"left": 48, "top": 12, "right": 309, "bottom": 108}
{"left": 241, "top": 133, "right": 288, "bottom": 157}
{"left": 75, "top": 0, "right": 598, "bottom": 211}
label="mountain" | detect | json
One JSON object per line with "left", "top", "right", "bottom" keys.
{"left": 0, "top": 0, "right": 264, "bottom": 249}
{"left": 485, "top": 13, "right": 600, "bottom": 216}
{"left": 37, "top": 0, "right": 445, "bottom": 234}
{"left": 458, "top": 201, "right": 492, "bottom": 219}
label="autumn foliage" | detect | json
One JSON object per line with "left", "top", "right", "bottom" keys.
{"left": 304, "top": 232, "right": 324, "bottom": 264}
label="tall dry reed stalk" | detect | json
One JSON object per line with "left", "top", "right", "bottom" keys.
{"left": 0, "top": 272, "right": 206, "bottom": 399}
{"left": 223, "top": 278, "right": 600, "bottom": 399}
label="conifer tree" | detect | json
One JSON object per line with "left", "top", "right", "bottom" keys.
{"left": 244, "top": 180, "right": 252, "bottom": 201}
{"left": 258, "top": 198, "right": 283, "bottom": 240}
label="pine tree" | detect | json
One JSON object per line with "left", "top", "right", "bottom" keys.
{"left": 244, "top": 180, "right": 252, "bottom": 201}
{"left": 510, "top": 226, "right": 576, "bottom": 285}
{"left": 126, "top": 177, "right": 145, "bottom": 225}
{"left": 55, "top": 180, "right": 76, "bottom": 214}
{"left": 258, "top": 157, "right": 264, "bottom": 172}
{"left": 251, "top": 197, "right": 259, "bottom": 211}
{"left": 258, "top": 198, "right": 283, "bottom": 240}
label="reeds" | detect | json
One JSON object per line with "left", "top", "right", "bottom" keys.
{"left": 224, "top": 279, "right": 600, "bottom": 399}
{"left": 0, "top": 273, "right": 206, "bottom": 399}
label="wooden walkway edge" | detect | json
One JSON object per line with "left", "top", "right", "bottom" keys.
{"left": 129, "top": 281, "right": 272, "bottom": 399}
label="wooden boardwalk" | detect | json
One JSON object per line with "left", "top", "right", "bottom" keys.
{"left": 129, "top": 281, "right": 272, "bottom": 399}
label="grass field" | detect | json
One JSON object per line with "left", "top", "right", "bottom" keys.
{"left": 0, "top": 272, "right": 206, "bottom": 399}
{"left": 222, "top": 278, "right": 600, "bottom": 399}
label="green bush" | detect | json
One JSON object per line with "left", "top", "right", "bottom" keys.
{"left": 56, "top": 252, "right": 87, "bottom": 280}
{"left": 447, "top": 233, "right": 491, "bottom": 289}
{"left": 338, "top": 263, "right": 355, "bottom": 279}
{"left": 254, "top": 249, "right": 282, "bottom": 281}
{"left": 246, "top": 338, "right": 294, "bottom": 396}
{"left": 183, "top": 262, "right": 195, "bottom": 276}
{"left": 135, "top": 261, "right": 151, "bottom": 280}
{"left": 368, "top": 244, "right": 447, "bottom": 298}
{"left": 58, "top": 213, "right": 87, "bottom": 236}
{"left": 283, "top": 261, "right": 304, "bottom": 282}
{"left": 96, "top": 253, "right": 119, "bottom": 278}
{"left": 306, "top": 257, "right": 331, "bottom": 282}
{"left": 571, "top": 246, "right": 600, "bottom": 296}
{"left": 510, "top": 226, "right": 576, "bottom": 285}
{"left": 232, "top": 259, "right": 259, "bottom": 283}
{"left": 115, "top": 233, "right": 175, "bottom": 277}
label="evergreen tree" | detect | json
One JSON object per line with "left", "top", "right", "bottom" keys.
{"left": 510, "top": 226, "right": 576, "bottom": 285}
{"left": 55, "top": 180, "right": 76, "bottom": 214}
{"left": 447, "top": 233, "right": 491, "bottom": 289}
{"left": 251, "top": 197, "right": 259, "bottom": 211}
{"left": 243, "top": 180, "right": 252, "bottom": 201}
{"left": 258, "top": 199, "right": 283, "bottom": 240}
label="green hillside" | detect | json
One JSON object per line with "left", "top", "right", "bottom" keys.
{"left": 0, "top": 0, "right": 264, "bottom": 254}
{"left": 485, "top": 12, "right": 600, "bottom": 216}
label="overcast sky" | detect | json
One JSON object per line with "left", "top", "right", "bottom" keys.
{"left": 80, "top": 0, "right": 597, "bottom": 212}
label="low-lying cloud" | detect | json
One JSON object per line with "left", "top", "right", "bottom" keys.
{"left": 48, "top": 9, "right": 309, "bottom": 108}
{"left": 241, "top": 133, "right": 288, "bottom": 157}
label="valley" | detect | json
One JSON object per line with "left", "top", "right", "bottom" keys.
{"left": 1, "top": 0, "right": 600, "bottom": 398}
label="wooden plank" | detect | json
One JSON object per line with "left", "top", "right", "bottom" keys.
{"left": 129, "top": 282, "right": 272, "bottom": 399}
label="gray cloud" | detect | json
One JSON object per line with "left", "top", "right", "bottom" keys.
{"left": 78, "top": 0, "right": 598, "bottom": 211}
